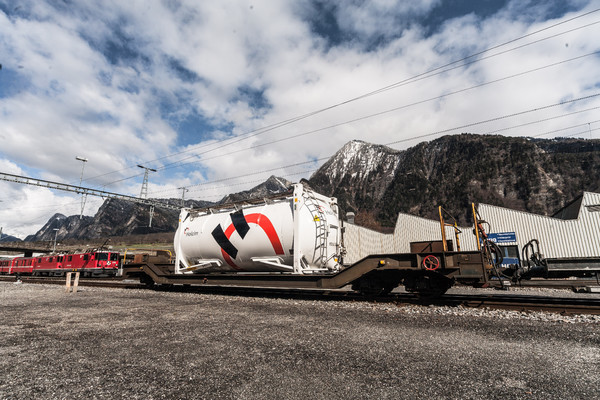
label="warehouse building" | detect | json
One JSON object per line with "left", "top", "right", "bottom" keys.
{"left": 343, "top": 213, "right": 477, "bottom": 264}
{"left": 343, "top": 191, "right": 600, "bottom": 267}
{"left": 477, "top": 191, "right": 600, "bottom": 260}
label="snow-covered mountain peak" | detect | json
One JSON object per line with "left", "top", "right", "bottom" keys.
{"left": 323, "top": 140, "right": 402, "bottom": 182}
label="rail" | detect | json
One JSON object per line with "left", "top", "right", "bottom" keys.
{"left": 2, "top": 277, "right": 599, "bottom": 315}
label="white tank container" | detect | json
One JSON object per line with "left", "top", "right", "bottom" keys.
{"left": 174, "top": 184, "right": 342, "bottom": 274}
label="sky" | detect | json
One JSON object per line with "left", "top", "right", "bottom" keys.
{"left": 1, "top": 0, "right": 599, "bottom": 238}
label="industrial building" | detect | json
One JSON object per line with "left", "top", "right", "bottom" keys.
{"left": 477, "top": 191, "right": 600, "bottom": 260}
{"left": 344, "top": 191, "right": 600, "bottom": 268}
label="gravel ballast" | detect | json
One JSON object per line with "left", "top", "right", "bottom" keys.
{"left": 1, "top": 282, "right": 599, "bottom": 399}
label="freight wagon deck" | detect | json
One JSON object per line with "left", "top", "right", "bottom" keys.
{"left": 121, "top": 250, "right": 489, "bottom": 297}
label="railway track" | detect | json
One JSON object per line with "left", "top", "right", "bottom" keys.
{"left": 0, "top": 276, "right": 145, "bottom": 289}
{"left": 430, "top": 292, "right": 600, "bottom": 316}
{"left": 3, "top": 275, "right": 600, "bottom": 315}
{"left": 492, "top": 278, "right": 600, "bottom": 292}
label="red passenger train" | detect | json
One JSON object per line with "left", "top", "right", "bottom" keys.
{"left": 0, "top": 251, "right": 120, "bottom": 277}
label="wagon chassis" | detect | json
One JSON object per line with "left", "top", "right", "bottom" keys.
{"left": 122, "top": 250, "right": 490, "bottom": 297}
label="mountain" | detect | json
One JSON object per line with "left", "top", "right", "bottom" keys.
{"left": 0, "top": 232, "right": 22, "bottom": 242}
{"left": 26, "top": 134, "right": 600, "bottom": 240}
{"left": 26, "top": 176, "right": 292, "bottom": 241}
{"left": 309, "top": 134, "right": 600, "bottom": 227}
{"left": 309, "top": 140, "right": 402, "bottom": 221}
{"left": 25, "top": 198, "right": 212, "bottom": 242}
{"left": 24, "top": 213, "right": 93, "bottom": 242}
{"left": 219, "top": 175, "right": 292, "bottom": 204}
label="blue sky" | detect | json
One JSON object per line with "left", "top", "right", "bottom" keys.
{"left": 0, "top": 0, "right": 599, "bottom": 237}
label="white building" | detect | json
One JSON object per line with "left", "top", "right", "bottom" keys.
{"left": 343, "top": 191, "right": 600, "bottom": 265}
{"left": 477, "top": 191, "right": 600, "bottom": 260}
{"left": 343, "top": 211, "right": 478, "bottom": 264}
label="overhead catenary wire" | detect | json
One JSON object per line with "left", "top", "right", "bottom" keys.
{"left": 184, "top": 169, "right": 319, "bottom": 198}
{"left": 82, "top": 9, "right": 600, "bottom": 186}
{"left": 127, "top": 21, "right": 600, "bottom": 170}
{"left": 101, "top": 49, "right": 600, "bottom": 194}
{"left": 154, "top": 126, "right": 600, "bottom": 202}
{"left": 146, "top": 103, "right": 600, "bottom": 199}
{"left": 386, "top": 92, "right": 600, "bottom": 146}
{"left": 6, "top": 9, "right": 600, "bottom": 234}
{"left": 478, "top": 108, "right": 600, "bottom": 135}
{"left": 150, "top": 19, "right": 600, "bottom": 173}
{"left": 529, "top": 125, "right": 600, "bottom": 139}
{"left": 148, "top": 53, "right": 600, "bottom": 174}
{"left": 168, "top": 127, "right": 600, "bottom": 201}
{"left": 147, "top": 157, "right": 329, "bottom": 196}
{"left": 3, "top": 120, "right": 599, "bottom": 229}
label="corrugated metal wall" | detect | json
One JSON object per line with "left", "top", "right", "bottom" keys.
{"left": 477, "top": 192, "right": 600, "bottom": 258}
{"left": 343, "top": 213, "right": 478, "bottom": 264}
{"left": 343, "top": 223, "right": 392, "bottom": 263}
{"left": 342, "top": 191, "right": 600, "bottom": 263}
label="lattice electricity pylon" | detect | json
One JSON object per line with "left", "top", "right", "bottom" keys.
{"left": 138, "top": 165, "right": 158, "bottom": 227}
{"left": 138, "top": 164, "right": 156, "bottom": 199}
{"left": 76, "top": 156, "right": 88, "bottom": 219}
{"left": 178, "top": 186, "right": 189, "bottom": 207}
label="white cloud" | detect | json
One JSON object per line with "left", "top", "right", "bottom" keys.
{"left": 0, "top": 0, "right": 599, "bottom": 238}
{"left": 335, "top": 0, "right": 441, "bottom": 41}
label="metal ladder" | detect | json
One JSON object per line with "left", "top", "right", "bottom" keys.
{"left": 303, "top": 189, "right": 328, "bottom": 268}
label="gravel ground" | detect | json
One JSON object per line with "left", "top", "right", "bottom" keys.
{"left": 1, "top": 282, "right": 599, "bottom": 400}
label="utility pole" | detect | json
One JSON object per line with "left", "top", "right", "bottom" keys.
{"left": 0, "top": 200, "right": 3, "bottom": 242}
{"left": 138, "top": 165, "right": 157, "bottom": 227}
{"left": 178, "top": 187, "right": 189, "bottom": 207}
{"left": 52, "top": 228, "right": 59, "bottom": 253}
{"left": 76, "top": 156, "right": 88, "bottom": 219}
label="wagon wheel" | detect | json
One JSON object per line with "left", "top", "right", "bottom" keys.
{"left": 405, "top": 273, "right": 453, "bottom": 299}
{"left": 352, "top": 276, "right": 396, "bottom": 297}
{"left": 139, "top": 273, "right": 155, "bottom": 288}
{"left": 422, "top": 255, "right": 440, "bottom": 271}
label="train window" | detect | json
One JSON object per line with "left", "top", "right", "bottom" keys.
{"left": 96, "top": 253, "right": 108, "bottom": 261}
{"left": 110, "top": 253, "right": 119, "bottom": 261}
{"left": 68, "top": 256, "right": 72, "bottom": 261}
{"left": 83, "top": 254, "right": 89, "bottom": 261}
{"left": 37, "top": 258, "right": 42, "bottom": 263}
{"left": 58, "top": 256, "right": 63, "bottom": 262}
{"left": 500, "top": 245, "right": 519, "bottom": 258}
{"left": 498, "top": 245, "right": 520, "bottom": 267}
